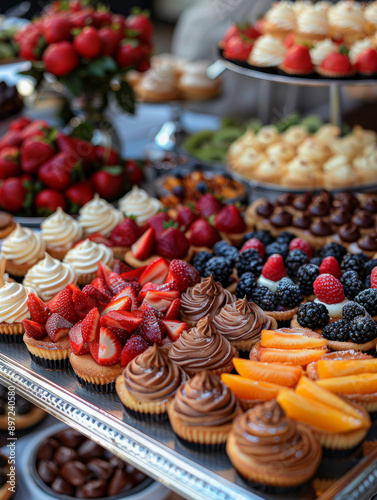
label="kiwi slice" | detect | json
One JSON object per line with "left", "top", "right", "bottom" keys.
{"left": 220, "top": 117, "right": 243, "bottom": 129}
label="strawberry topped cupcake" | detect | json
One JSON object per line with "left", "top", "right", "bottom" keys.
{"left": 279, "top": 44, "right": 314, "bottom": 75}
{"left": 317, "top": 47, "right": 354, "bottom": 77}
{"left": 214, "top": 204, "right": 247, "bottom": 247}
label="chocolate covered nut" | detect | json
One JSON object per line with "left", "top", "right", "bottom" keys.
{"left": 76, "top": 479, "right": 108, "bottom": 499}
{"left": 37, "top": 460, "right": 58, "bottom": 484}
{"left": 51, "top": 476, "right": 74, "bottom": 496}
{"left": 87, "top": 459, "right": 114, "bottom": 480}
{"left": 56, "top": 428, "right": 86, "bottom": 449}
{"left": 54, "top": 446, "right": 79, "bottom": 465}
{"left": 61, "top": 461, "right": 91, "bottom": 487}
{"left": 78, "top": 440, "right": 104, "bottom": 461}
{"left": 37, "top": 440, "right": 57, "bottom": 461}
{"left": 256, "top": 201, "right": 274, "bottom": 218}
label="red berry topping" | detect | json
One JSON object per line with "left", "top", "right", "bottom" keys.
{"left": 289, "top": 238, "right": 313, "bottom": 259}
{"left": 313, "top": 274, "right": 345, "bottom": 304}
{"left": 261, "top": 254, "right": 287, "bottom": 282}
{"left": 120, "top": 334, "right": 149, "bottom": 367}
{"left": 321, "top": 50, "right": 353, "bottom": 75}
{"left": 196, "top": 193, "right": 222, "bottom": 218}
{"left": 89, "top": 327, "right": 122, "bottom": 366}
{"left": 371, "top": 267, "right": 377, "bottom": 289}
{"left": 176, "top": 206, "right": 198, "bottom": 230}
{"left": 319, "top": 256, "right": 342, "bottom": 279}
{"left": 189, "top": 219, "right": 220, "bottom": 248}
{"left": 156, "top": 227, "right": 189, "bottom": 259}
{"left": 214, "top": 205, "right": 246, "bottom": 234}
{"left": 283, "top": 45, "right": 313, "bottom": 73}
{"left": 109, "top": 218, "right": 142, "bottom": 247}
{"left": 354, "top": 48, "right": 377, "bottom": 75}
{"left": 164, "top": 259, "right": 200, "bottom": 292}
{"left": 240, "top": 238, "right": 265, "bottom": 257}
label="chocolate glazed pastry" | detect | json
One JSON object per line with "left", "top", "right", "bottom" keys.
{"left": 168, "top": 370, "right": 241, "bottom": 450}
{"left": 226, "top": 401, "right": 322, "bottom": 487}
{"left": 116, "top": 344, "right": 188, "bottom": 421}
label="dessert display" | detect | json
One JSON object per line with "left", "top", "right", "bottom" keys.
{"left": 34, "top": 426, "right": 149, "bottom": 498}
{"left": 228, "top": 125, "right": 377, "bottom": 188}
{"left": 129, "top": 55, "right": 222, "bottom": 102}
{"left": 0, "top": 117, "right": 144, "bottom": 217}
{"left": 0, "top": 384, "right": 45, "bottom": 431}
{"left": 220, "top": 1, "right": 377, "bottom": 78}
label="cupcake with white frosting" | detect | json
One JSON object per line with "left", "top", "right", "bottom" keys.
{"left": 78, "top": 194, "right": 123, "bottom": 238}
{"left": 262, "top": 3, "right": 296, "bottom": 38}
{"left": 295, "top": 5, "right": 330, "bottom": 42}
{"left": 1, "top": 225, "right": 45, "bottom": 277}
{"left": 177, "top": 61, "right": 221, "bottom": 100}
{"left": 23, "top": 253, "right": 77, "bottom": 302}
{"left": 63, "top": 239, "right": 113, "bottom": 285}
{"left": 328, "top": 1, "right": 366, "bottom": 44}
{"left": 41, "top": 207, "right": 83, "bottom": 260}
{"left": 119, "top": 186, "right": 163, "bottom": 226}
{"left": 248, "top": 35, "right": 287, "bottom": 67}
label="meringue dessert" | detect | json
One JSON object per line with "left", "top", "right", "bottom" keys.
{"left": 41, "top": 207, "right": 83, "bottom": 259}
{"left": 78, "top": 194, "right": 123, "bottom": 238}
{"left": 119, "top": 186, "right": 163, "bottom": 226}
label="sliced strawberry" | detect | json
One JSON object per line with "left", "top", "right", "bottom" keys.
{"left": 164, "top": 259, "right": 200, "bottom": 292}
{"left": 143, "top": 290, "right": 180, "bottom": 311}
{"left": 165, "top": 298, "right": 181, "bottom": 320}
{"left": 69, "top": 321, "right": 89, "bottom": 355}
{"left": 101, "top": 296, "right": 132, "bottom": 316}
{"left": 120, "top": 334, "right": 149, "bottom": 367}
{"left": 27, "top": 292, "right": 51, "bottom": 325}
{"left": 196, "top": 193, "right": 222, "bottom": 218}
{"left": 319, "top": 256, "right": 342, "bottom": 279}
{"left": 100, "top": 310, "right": 143, "bottom": 332}
{"left": 90, "top": 277, "right": 112, "bottom": 301}
{"left": 82, "top": 285, "right": 112, "bottom": 310}
{"left": 189, "top": 219, "right": 220, "bottom": 248}
{"left": 110, "top": 327, "right": 132, "bottom": 345}
{"left": 176, "top": 206, "right": 198, "bottom": 230}
{"left": 72, "top": 288, "right": 96, "bottom": 318}
{"left": 113, "top": 286, "right": 139, "bottom": 310}
{"left": 313, "top": 274, "right": 345, "bottom": 304}
{"left": 81, "top": 307, "right": 100, "bottom": 343}
{"left": 156, "top": 227, "right": 189, "bottom": 259}
{"left": 113, "top": 260, "right": 132, "bottom": 275}
{"left": 131, "top": 227, "right": 155, "bottom": 260}
{"left": 141, "top": 306, "right": 165, "bottom": 344}
{"left": 120, "top": 267, "right": 146, "bottom": 281}
{"left": 138, "top": 257, "right": 169, "bottom": 287}
{"left": 45, "top": 313, "right": 72, "bottom": 342}
{"left": 48, "top": 288, "right": 77, "bottom": 323}
{"left": 261, "top": 254, "right": 287, "bottom": 282}
{"left": 96, "top": 261, "right": 112, "bottom": 281}
{"left": 214, "top": 205, "right": 246, "bottom": 234}
{"left": 89, "top": 327, "right": 122, "bottom": 366}
{"left": 107, "top": 272, "right": 127, "bottom": 295}
{"left": 138, "top": 281, "right": 179, "bottom": 301}
{"left": 289, "top": 238, "right": 313, "bottom": 259}
{"left": 162, "top": 320, "right": 188, "bottom": 341}
{"left": 22, "top": 319, "right": 46, "bottom": 340}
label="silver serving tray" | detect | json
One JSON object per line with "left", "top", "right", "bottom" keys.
{"left": 0, "top": 342, "right": 376, "bottom": 500}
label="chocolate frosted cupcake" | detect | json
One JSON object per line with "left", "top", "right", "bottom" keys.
{"left": 213, "top": 297, "right": 277, "bottom": 352}
{"left": 168, "top": 370, "right": 241, "bottom": 449}
{"left": 227, "top": 400, "right": 322, "bottom": 487}
{"left": 169, "top": 315, "right": 237, "bottom": 377}
{"left": 179, "top": 275, "right": 235, "bottom": 327}
{"left": 116, "top": 344, "right": 188, "bottom": 420}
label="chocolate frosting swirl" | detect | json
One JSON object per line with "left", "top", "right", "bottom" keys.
{"left": 172, "top": 370, "right": 239, "bottom": 426}
{"left": 339, "top": 223, "right": 360, "bottom": 243}
{"left": 358, "top": 232, "right": 377, "bottom": 251}
{"left": 212, "top": 298, "right": 273, "bottom": 343}
{"left": 123, "top": 344, "right": 187, "bottom": 402}
{"left": 169, "top": 316, "right": 236, "bottom": 374}
{"left": 232, "top": 401, "right": 321, "bottom": 475}
{"left": 179, "top": 275, "right": 235, "bottom": 324}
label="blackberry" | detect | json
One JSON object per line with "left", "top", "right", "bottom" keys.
{"left": 235, "top": 272, "right": 256, "bottom": 300}
{"left": 365, "top": 259, "right": 377, "bottom": 276}
{"left": 192, "top": 251, "right": 212, "bottom": 276}
{"left": 265, "top": 242, "right": 289, "bottom": 260}
{"left": 242, "top": 230, "right": 274, "bottom": 247}
{"left": 213, "top": 241, "right": 239, "bottom": 265}
{"left": 276, "top": 231, "right": 296, "bottom": 245}
{"left": 365, "top": 274, "right": 371, "bottom": 289}
{"left": 296, "top": 302, "right": 329, "bottom": 329}
{"left": 355, "top": 289, "right": 377, "bottom": 316}
{"left": 204, "top": 257, "right": 233, "bottom": 286}
{"left": 349, "top": 316, "right": 377, "bottom": 344}
{"left": 296, "top": 264, "right": 320, "bottom": 295}
{"left": 342, "top": 301, "right": 367, "bottom": 322}
{"left": 275, "top": 277, "right": 303, "bottom": 308}
{"left": 320, "top": 242, "right": 347, "bottom": 263}
{"left": 341, "top": 253, "right": 368, "bottom": 277}
{"left": 236, "top": 249, "right": 263, "bottom": 277}
{"left": 322, "top": 320, "right": 350, "bottom": 342}
{"left": 285, "top": 250, "right": 309, "bottom": 279}
{"left": 251, "top": 285, "right": 276, "bottom": 311}
{"left": 340, "top": 270, "right": 365, "bottom": 300}
{"left": 310, "top": 256, "right": 322, "bottom": 267}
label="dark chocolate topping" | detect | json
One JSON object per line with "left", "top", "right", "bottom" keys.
{"left": 256, "top": 201, "right": 274, "bottom": 218}
{"left": 358, "top": 232, "right": 377, "bottom": 251}
{"left": 309, "top": 199, "right": 330, "bottom": 217}
{"left": 293, "top": 213, "right": 312, "bottom": 229}
{"left": 270, "top": 210, "right": 292, "bottom": 228}
{"left": 310, "top": 220, "right": 333, "bottom": 236}
{"left": 352, "top": 210, "right": 375, "bottom": 228}
{"left": 360, "top": 196, "right": 377, "bottom": 214}
{"left": 330, "top": 208, "right": 352, "bottom": 226}
{"left": 276, "top": 193, "right": 295, "bottom": 206}
{"left": 334, "top": 192, "right": 359, "bottom": 211}
{"left": 338, "top": 223, "right": 360, "bottom": 243}
{"left": 293, "top": 193, "right": 312, "bottom": 211}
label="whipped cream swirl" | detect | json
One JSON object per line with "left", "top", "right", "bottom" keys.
{"left": 119, "top": 186, "right": 163, "bottom": 226}
{"left": 79, "top": 194, "right": 123, "bottom": 237}
{"left": 41, "top": 207, "right": 83, "bottom": 249}
{"left": 1, "top": 225, "right": 45, "bottom": 265}
{"left": 63, "top": 239, "right": 113, "bottom": 275}
{"left": 0, "top": 281, "right": 32, "bottom": 323}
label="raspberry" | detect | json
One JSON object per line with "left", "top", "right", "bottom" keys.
{"left": 261, "top": 254, "right": 286, "bottom": 282}
{"left": 313, "top": 274, "right": 345, "bottom": 304}
{"left": 371, "top": 267, "right": 377, "bottom": 288}
{"left": 296, "top": 302, "right": 329, "bottom": 329}
{"left": 319, "top": 256, "right": 342, "bottom": 279}
{"left": 289, "top": 238, "right": 313, "bottom": 259}
{"left": 240, "top": 238, "right": 265, "bottom": 257}
{"left": 285, "top": 250, "right": 309, "bottom": 278}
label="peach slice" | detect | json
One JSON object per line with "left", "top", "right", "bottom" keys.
{"left": 233, "top": 358, "right": 302, "bottom": 387}
{"left": 259, "top": 347, "right": 327, "bottom": 366}
{"left": 296, "top": 377, "right": 370, "bottom": 426}
{"left": 317, "top": 359, "right": 377, "bottom": 379}
{"left": 221, "top": 374, "right": 282, "bottom": 401}
{"left": 277, "top": 389, "right": 366, "bottom": 433}
{"left": 317, "top": 374, "right": 377, "bottom": 395}
{"left": 261, "top": 330, "right": 327, "bottom": 349}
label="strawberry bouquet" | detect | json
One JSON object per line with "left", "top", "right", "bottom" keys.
{"left": 0, "top": 117, "right": 144, "bottom": 216}
{"left": 14, "top": 1, "right": 154, "bottom": 114}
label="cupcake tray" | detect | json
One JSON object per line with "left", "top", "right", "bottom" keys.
{"left": 0, "top": 343, "right": 376, "bottom": 500}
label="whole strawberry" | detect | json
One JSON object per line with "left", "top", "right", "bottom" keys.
{"left": 43, "top": 41, "right": 79, "bottom": 77}
{"left": 313, "top": 274, "right": 345, "bottom": 305}
{"left": 215, "top": 205, "right": 246, "bottom": 234}
{"left": 156, "top": 226, "right": 189, "bottom": 259}
{"left": 319, "top": 256, "right": 342, "bottom": 279}
{"left": 0, "top": 147, "right": 21, "bottom": 179}
{"left": 0, "top": 178, "right": 27, "bottom": 212}
{"left": 74, "top": 26, "right": 103, "bottom": 59}
{"left": 189, "top": 219, "right": 220, "bottom": 248}
{"left": 21, "top": 136, "right": 55, "bottom": 173}
{"left": 371, "top": 267, "right": 377, "bottom": 289}
{"left": 176, "top": 206, "right": 198, "bottom": 230}
{"left": 35, "top": 189, "right": 67, "bottom": 215}
{"left": 65, "top": 181, "right": 94, "bottom": 209}
{"left": 196, "top": 193, "right": 222, "bottom": 218}
{"left": 110, "top": 218, "right": 142, "bottom": 247}
{"left": 165, "top": 259, "right": 200, "bottom": 292}
{"left": 38, "top": 152, "right": 77, "bottom": 191}
{"left": 91, "top": 167, "right": 124, "bottom": 200}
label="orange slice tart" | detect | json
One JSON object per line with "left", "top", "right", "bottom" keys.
{"left": 221, "top": 373, "right": 283, "bottom": 410}
{"left": 233, "top": 358, "right": 303, "bottom": 387}
{"left": 261, "top": 329, "right": 328, "bottom": 349}
{"left": 317, "top": 374, "right": 377, "bottom": 412}
{"left": 317, "top": 359, "right": 377, "bottom": 379}
{"left": 277, "top": 377, "right": 371, "bottom": 449}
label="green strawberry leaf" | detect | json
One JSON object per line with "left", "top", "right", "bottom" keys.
{"left": 163, "top": 220, "right": 178, "bottom": 230}
{"left": 59, "top": 72, "right": 82, "bottom": 97}
{"left": 114, "top": 81, "right": 136, "bottom": 115}
{"left": 70, "top": 121, "right": 94, "bottom": 141}
{"left": 22, "top": 190, "right": 34, "bottom": 210}
{"left": 46, "top": 127, "right": 58, "bottom": 143}
{"left": 208, "top": 214, "right": 216, "bottom": 226}
{"left": 103, "top": 166, "right": 123, "bottom": 176}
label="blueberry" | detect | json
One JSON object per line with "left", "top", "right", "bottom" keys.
{"left": 196, "top": 181, "right": 207, "bottom": 194}
{"left": 172, "top": 185, "right": 184, "bottom": 198}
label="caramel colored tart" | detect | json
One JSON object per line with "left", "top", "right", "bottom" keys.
{"left": 70, "top": 353, "right": 122, "bottom": 393}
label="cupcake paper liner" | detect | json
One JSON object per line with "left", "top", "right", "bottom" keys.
{"left": 176, "top": 435, "right": 226, "bottom": 453}
{"left": 0, "top": 322, "right": 24, "bottom": 343}
{"left": 73, "top": 373, "right": 116, "bottom": 393}
{"left": 29, "top": 353, "right": 70, "bottom": 370}
{"left": 122, "top": 405, "right": 169, "bottom": 424}
{"left": 77, "top": 272, "right": 98, "bottom": 286}
{"left": 313, "top": 427, "right": 368, "bottom": 450}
